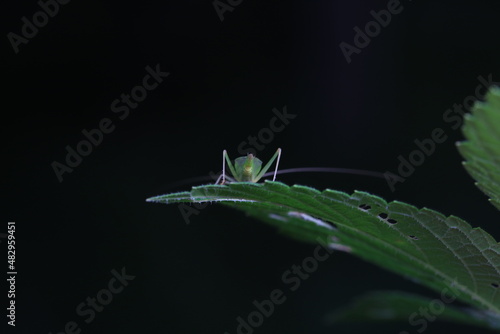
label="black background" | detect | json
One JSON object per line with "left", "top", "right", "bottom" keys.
{"left": 3, "top": 0, "right": 500, "bottom": 333}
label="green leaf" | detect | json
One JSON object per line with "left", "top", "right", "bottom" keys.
{"left": 457, "top": 86, "right": 500, "bottom": 210}
{"left": 326, "top": 290, "right": 500, "bottom": 330}
{"left": 147, "top": 181, "right": 500, "bottom": 317}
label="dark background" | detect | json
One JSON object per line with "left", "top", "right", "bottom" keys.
{"left": 3, "top": 0, "right": 500, "bottom": 333}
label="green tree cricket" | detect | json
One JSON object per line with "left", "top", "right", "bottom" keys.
{"left": 216, "top": 148, "right": 391, "bottom": 185}
{"left": 217, "top": 148, "right": 282, "bottom": 184}
{"left": 161, "top": 149, "right": 391, "bottom": 190}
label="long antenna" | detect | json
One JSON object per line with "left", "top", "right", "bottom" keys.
{"left": 263, "top": 167, "right": 387, "bottom": 179}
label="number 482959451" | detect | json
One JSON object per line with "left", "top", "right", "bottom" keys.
{"left": 7, "top": 222, "right": 15, "bottom": 269}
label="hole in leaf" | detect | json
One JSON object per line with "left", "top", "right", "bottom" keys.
{"left": 492, "top": 283, "right": 499, "bottom": 288}
{"left": 408, "top": 235, "right": 419, "bottom": 240}
{"left": 386, "top": 218, "right": 398, "bottom": 224}
{"left": 378, "top": 213, "right": 388, "bottom": 219}
{"left": 359, "top": 204, "right": 371, "bottom": 211}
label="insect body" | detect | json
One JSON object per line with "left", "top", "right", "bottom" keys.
{"left": 218, "top": 148, "right": 282, "bottom": 184}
